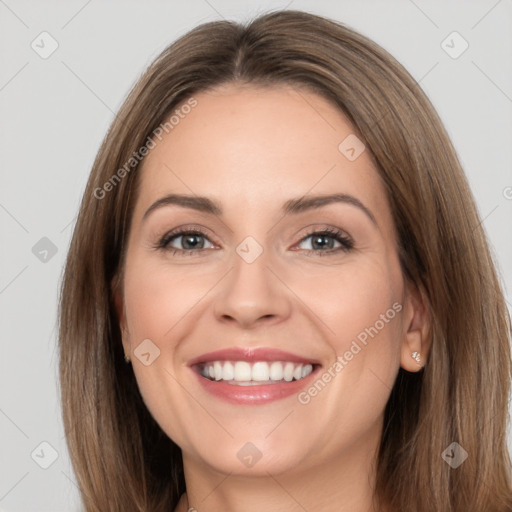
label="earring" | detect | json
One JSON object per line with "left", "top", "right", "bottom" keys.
{"left": 411, "top": 351, "right": 421, "bottom": 364}
{"left": 124, "top": 353, "right": 131, "bottom": 363}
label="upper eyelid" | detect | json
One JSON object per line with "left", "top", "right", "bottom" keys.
{"left": 159, "top": 226, "right": 218, "bottom": 245}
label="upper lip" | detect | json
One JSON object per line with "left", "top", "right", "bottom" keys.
{"left": 188, "top": 347, "right": 321, "bottom": 366}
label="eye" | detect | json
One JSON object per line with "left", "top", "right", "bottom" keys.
{"left": 156, "top": 228, "right": 215, "bottom": 256}
{"left": 154, "top": 226, "right": 354, "bottom": 257}
{"left": 295, "top": 227, "right": 354, "bottom": 255}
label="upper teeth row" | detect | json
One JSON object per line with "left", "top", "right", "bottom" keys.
{"left": 200, "top": 361, "right": 314, "bottom": 382}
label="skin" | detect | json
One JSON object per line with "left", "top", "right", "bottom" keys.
{"left": 115, "top": 83, "right": 430, "bottom": 512}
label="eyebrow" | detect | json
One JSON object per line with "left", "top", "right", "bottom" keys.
{"left": 142, "top": 193, "right": 377, "bottom": 225}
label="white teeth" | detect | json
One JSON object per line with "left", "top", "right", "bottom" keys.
{"left": 234, "top": 361, "right": 252, "bottom": 381}
{"left": 199, "top": 361, "right": 314, "bottom": 383}
{"left": 269, "top": 361, "right": 283, "bottom": 380}
{"left": 214, "top": 361, "right": 223, "bottom": 381}
{"left": 222, "top": 361, "right": 234, "bottom": 380}
{"left": 283, "top": 362, "right": 294, "bottom": 382}
{"left": 251, "top": 361, "right": 270, "bottom": 381}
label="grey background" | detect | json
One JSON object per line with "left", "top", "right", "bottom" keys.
{"left": 1, "top": 0, "right": 511, "bottom": 510}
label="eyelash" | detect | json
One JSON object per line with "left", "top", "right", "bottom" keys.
{"left": 155, "top": 226, "right": 354, "bottom": 257}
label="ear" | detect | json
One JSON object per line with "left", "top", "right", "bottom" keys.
{"left": 400, "top": 280, "right": 431, "bottom": 372}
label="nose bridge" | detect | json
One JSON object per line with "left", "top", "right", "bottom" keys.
{"left": 213, "top": 236, "right": 292, "bottom": 327}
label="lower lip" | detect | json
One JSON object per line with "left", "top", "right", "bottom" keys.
{"left": 192, "top": 366, "right": 320, "bottom": 405}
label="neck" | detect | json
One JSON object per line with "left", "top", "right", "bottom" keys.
{"left": 175, "top": 419, "right": 386, "bottom": 512}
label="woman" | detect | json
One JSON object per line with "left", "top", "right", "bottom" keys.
{"left": 58, "top": 9, "right": 512, "bottom": 512}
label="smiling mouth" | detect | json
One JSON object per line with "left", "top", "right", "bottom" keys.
{"left": 195, "top": 360, "right": 318, "bottom": 385}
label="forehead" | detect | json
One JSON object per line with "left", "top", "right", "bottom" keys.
{"left": 135, "top": 83, "right": 388, "bottom": 221}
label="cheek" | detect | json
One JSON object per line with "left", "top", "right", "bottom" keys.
{"left": 306, "top": 259, "right": 402, "bottom": 343}
{"left": 122, "top": 255, "right": 214, "bottom": 343}
{"left": 292, "top": 261, "right": 403, "bottom": 433}
{"left": 121, "top": 257, "right": 200, "bottom": 441}
{"left": 300, "top": 255, "right": 404, "bottom": 399}
{"left": 121, "top": 254, "right": 222, "bottom": 437}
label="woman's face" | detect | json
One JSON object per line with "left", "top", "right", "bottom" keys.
{"left": 116, "top": 83, "right": 426, "bottom": 476}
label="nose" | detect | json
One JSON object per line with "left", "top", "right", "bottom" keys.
{"left": 213, "top": 248, "right": 292, "bottom": 330}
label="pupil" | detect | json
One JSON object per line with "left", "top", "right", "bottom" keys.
{"left": 312, "top": 235, "right": 333, "bottom": 250}
{"left": 183, "top": 234, "right": 203, "bottom": 250}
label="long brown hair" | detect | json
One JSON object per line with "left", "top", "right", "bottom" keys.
{"left": 58, "top": 10, "right": 512, "bottom": 511}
